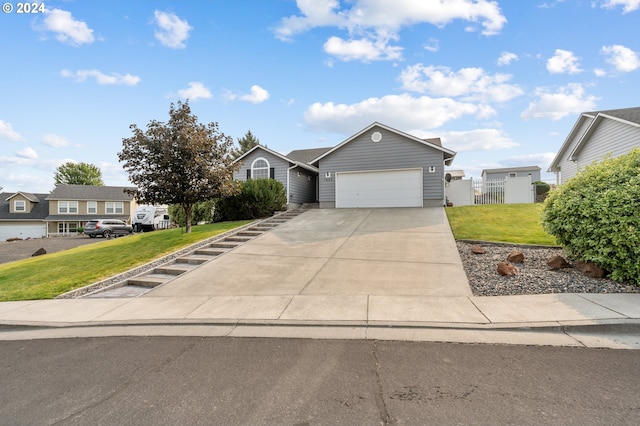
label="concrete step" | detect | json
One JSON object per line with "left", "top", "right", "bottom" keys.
{"left": 195, "top": 247, "right": 229, "bottom": 256}
{"left": 127, "top": 273, "right": 175, "bottom": 288}
{"left": 175, "top": 255, "right": 214, "bottom": 265}
{"left": 224, "top": 235, "right": 253, "bottom": 242}
{"left": 85, "top": 285, "right": 150, "bottom": 298}
{"left": 209, "top": 241, "right": 243, "bottom": 249}
{"left": 237, "top": 230, "right": 263, "bottom": 237}
{"left": 154, "top": 264, "right": 195, "bottom": 275}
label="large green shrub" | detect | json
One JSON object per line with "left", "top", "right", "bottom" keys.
{"left": 215, "top": 178, "right": 287, "bottom": 221}
{"left": 542, "top": 148, "right": 640, "bottom": 284}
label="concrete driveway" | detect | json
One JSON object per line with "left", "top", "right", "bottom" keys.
{"left": 141, "top": 208, "right": 477, "bottom": 323}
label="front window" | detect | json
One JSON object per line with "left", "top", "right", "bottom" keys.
{"left": 106, "top": 202, "right": 124, "bottom": 214}
{"left": 58, "top": 222, "right": 78, "bottom": 233}
{"left": 87, "top": 201, "right": 97, "bottom": 214}
{"left": 251, "top": 158, "right": 269, "bottom": 179}
{"left": 58, "top": 201, "right": 78, "bottom": 214}
{"left": 14, "top": 200, "right": 26, "bottom": 212}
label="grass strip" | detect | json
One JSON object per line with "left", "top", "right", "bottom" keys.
{"left": 445, "top": 204, "right": 557, "bottom": 246}
{"left": 0, "top": 220, "right": 251, "bottom": 301}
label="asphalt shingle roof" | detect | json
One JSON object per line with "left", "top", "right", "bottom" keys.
{"left": 46, "top": 184, "right": 135, "bottom": 201}
{"left": 0, "top": 192, "right": 50, "bottom": 220}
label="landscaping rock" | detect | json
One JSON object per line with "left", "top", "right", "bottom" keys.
{"left": 497, "top": 262, "right": 518, "bottom": 276}
{"left": 507, "top": 251, "right": 525, "bottom": 264}
{"left": 547, "top": 255, "right": 572, "bottom": 270}
{"left": 31, "top": 247, "right": 47, "bottom": 257}
{"left": 575, "top": 261, "right": 605, "bottom": 279}
{"left": 471, "top": 245, "right": 486, "bottom": 255}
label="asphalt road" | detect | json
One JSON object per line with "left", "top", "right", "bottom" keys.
{"left": 0, "top": 235, "right": 112, "bottom": 264}
{"left": 1, "top": 337, "right": 638, "bottom": 425}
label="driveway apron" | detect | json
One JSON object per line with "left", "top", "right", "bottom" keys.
{"left": 145, "top": 207, "right": 470, "bottom": 301}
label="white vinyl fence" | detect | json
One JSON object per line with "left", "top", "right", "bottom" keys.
{"left": 446, "top": 176, "right": 534, "bottom": 206}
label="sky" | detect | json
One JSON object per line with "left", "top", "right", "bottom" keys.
{"left": 1, "top": 0, "right": 639, "bottom": 193}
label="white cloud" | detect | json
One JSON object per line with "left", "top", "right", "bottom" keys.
{"left": 0, "top": 120, "right": 21, "bottom": 141}
{"left": 499, "top": 152, "right": 557, "bottom": 168}
{"left": 16, "top": 147, "right": 38, "bottom": 160}
{"left": 177, "top": 82, "right": 212, "bottom": 101}
{"left": 436, "top": 128, "right": 519, "bottom": 152}
{"left": 600, "top": 0, "right": 640, "bottom": 13}
{"left": 399, "top": 64, "right": 523, "bottom": 103}
{"left": 229, "top": 85, "right": 270, "bottom": 104}
{"left": 323, "top": 35, "right": 403, "bottom": 62}
{"left": 40, "top": 8, "right": 94, "bottom": 46}
{"left": 521, "top": 83, "right": 598, "bottom": 121}
{"left": 153, "top": 10, "right": 192, "bottom": 49}
{"left": 601, "top": 44, "right": 640, "bottom": 72}
{"left": 546, "top": 49, "right": 582, "bottom": 74}
{"left": 424, "top": 38, "right": 440, "bottom": 52}
{"left": 42, "top": 134, "right": 72, "bottom": 148}
{"left": 594, "top": 68, "right": 607, "bottom": 77}
{"left": 304, "top": 94, "right": 493, "bottom": 134}
{"left": 497, "top": 51, "right": 518, "bottom": 66}
{"left": 60, "top": 69, "right": 141, "bottom": 86}
{"left": 275, "top": 0, "right": 507, "bottom": 40}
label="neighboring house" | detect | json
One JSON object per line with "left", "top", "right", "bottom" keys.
{"left": 45, "top": 185, "right": 136, "bottom": 236}
{"left": 548, "top": 107, "right": 640, "bottom": 185}
{"left": 0, "top": 192, "right": 49, "bottom": 241}
{"left": 0, "top": 185, "right": 137, "bottom": 241}
{"left": 481, "top": 166, "right": 541, "bottom": 183}
{"left": 445, "top": 170, "right": 465, "bottom": 181}
{"left": 234, "top": 122, "right": 456, "bottom": 208}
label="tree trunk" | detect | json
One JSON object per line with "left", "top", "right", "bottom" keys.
{"left": 183, "top": 204, "right": 193, "bottom": 233}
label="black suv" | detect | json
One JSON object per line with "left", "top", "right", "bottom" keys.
{"left": 84, "top": 219, "right": 133, "bottom": 238}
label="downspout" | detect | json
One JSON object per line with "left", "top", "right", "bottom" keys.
{"left": 287, "top": 164, "right": 296, "bottom": 205}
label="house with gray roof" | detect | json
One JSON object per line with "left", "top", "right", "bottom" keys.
{"left": 234, "top": 122, "right": 456, "bottom": 208}
{"left": 548, "top": 107, "right": 640, "bottom": 184}
{"left": 481, "top": 166, "right": 541, "bottom": 183}
{"left": 0, "top": 184, "right": 137, "bottom": 241}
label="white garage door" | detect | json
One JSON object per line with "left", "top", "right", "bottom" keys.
{"left": 0, "top": 224, "right": 46, "bottom": 241}
{"left": 336, "top": 168, "right": 423, "bottom": 208}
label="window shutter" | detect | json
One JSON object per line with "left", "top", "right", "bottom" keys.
{"left": 247, "top": 169, "right": 251, "bottom": 179}
{"left": 270, "top": 168, "right": 275, "bottom": 179}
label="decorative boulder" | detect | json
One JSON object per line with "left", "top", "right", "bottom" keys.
{"left": 31, "top": 247, "right": 47, "bottom": 257}
{"left": 471, "top": 245, "right": 486, "bottom": 255}
{"left": 575, "top": 261, "right": 605, "bottom": 278}
{"left": 507, "top": 251, "right": 525, "bottom": 263}
{"left": 547, "top": 255, "right": 572, "bottom": 270}
{"left": 497, "top": 262, "right": 518, "bottom": 276}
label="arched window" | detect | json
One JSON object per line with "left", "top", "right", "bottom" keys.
{"left": 251, "top": 158, "right": 270, "bottom": 179}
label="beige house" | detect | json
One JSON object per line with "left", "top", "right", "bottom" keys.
{"left": 0, "top": 185, "right": 136, "bottom": 241}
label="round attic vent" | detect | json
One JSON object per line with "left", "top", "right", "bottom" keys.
{"left": 371, "top": 131, "right": 382, "bottom": 143}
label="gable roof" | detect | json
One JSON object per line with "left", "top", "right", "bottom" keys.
{"left": 0, "top": 192, "right": 50, "bottom": 221}
{"left": 309, "top": 122, "right": 456, "bottom": 166}
{"left": 233, "top": 144, "right": 319, "bottom": 173}
{"left": 46, "top": 184, "right": 135, "bottom": 201}
{"left": 4, "top": 191, "right": 41, "bottom": 203}
{"left": 286, "top": 147, "right": 332, "bottom": 164}
{"left": 548, "top": 106, "right": 640, "bottom": 172}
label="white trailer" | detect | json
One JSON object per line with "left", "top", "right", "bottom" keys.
{"left": 133, "top": 205, "right": 170, "bottom": 232}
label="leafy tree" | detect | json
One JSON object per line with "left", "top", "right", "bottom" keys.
{"left": 231, "top": 130, "right": 260, "bottom": 159}
{"left": 214, "top": 178, "right": 286, "bottom": 221}
{"left": 169, "top": 200, "right": 215, "bottom": 227}
{"left": 542, "top": 148, "right": 640, "bottom": 284}
{"left": 118, "top": 101, "right": 238, "bottom": 233}
{"left": 54, "top": 162, "right": 104, "bottom": 186}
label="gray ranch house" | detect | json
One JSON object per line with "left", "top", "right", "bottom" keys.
{"left": 548, "top": 107, "right": 640, "bottom": 185}
{"left": 481, "top": 166, "right": 541, "bottom": 183}
{"left": 234, "top": 122, "right": 456, "bottom": 208}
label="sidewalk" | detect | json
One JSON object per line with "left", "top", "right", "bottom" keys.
{"left": 1, "top": 208, "right": 639, "bottom": 348}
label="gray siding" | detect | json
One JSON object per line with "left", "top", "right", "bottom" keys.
{"left": 557, "top": 118, "right": 591, "bottom": 183}
{"left": 233, "top": 149, "right": 289, "bottom": 189}
{"left": 485, "top": 170, "right": 540, "bottom": 181}
{"left": 317, "top": 127, "right": 445, "bottom": 205}
{"left": 575, "top": 119, "right": 640, "bottom": 171}
{"left": 288, "top": 167, "right": 316, "bottom": 204}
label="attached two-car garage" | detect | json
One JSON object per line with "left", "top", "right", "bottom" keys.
{"left": 0, "top": 223, "right": 46, "bottom": 242}
{"left": 335, "top": 168, "right": 423, "bottom": 208}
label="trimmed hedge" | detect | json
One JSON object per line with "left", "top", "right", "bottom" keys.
{"left": 215, "top": 178, "right": 287, "bottom": 221}
{"left": 542, "top": 148, "right": 640, "bottom": 284}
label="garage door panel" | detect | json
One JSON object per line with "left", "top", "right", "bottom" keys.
{"left": 0, "top": 224, "right": 47, "bottom": 241}
{"left": 336, "top": 169, "right": 423, "bottom": 208}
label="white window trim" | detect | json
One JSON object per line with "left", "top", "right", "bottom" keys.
{"left": 14, "top": 200, "right": 26, "bottom": 212}
{"left": 105, "top": 202, "right": 124, "bottom": 214}
{"left": 250, "top": 157, "right": 270, "bottom": 179}
{"left": 87, "top": 201, "right": 97, "bottom": 215}
{"left": 58, "top": 201, "right": 78, "bottom": 214}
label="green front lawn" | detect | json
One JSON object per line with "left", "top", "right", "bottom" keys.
{"left": 445, "top": 204, "right": 557, "bottom": 246}
{"left": 0, "top": 221, "right": 251, "bottom": 302}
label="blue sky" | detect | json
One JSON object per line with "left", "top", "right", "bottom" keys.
{"left": 1, "top": 0, "right": 639, "bottom": 193}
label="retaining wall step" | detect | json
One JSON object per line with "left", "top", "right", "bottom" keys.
{"left": 195, "top": 247, "right": 229, "bottom": 256}
{"left": 154, "top": 264, "right": 195, "bottom": 275}
{"left": 175, "top": 255, "right": 215, "bottom": 265}
{"left": 224, "top": 236, "right": 253, "bottom": 242}
{"left": 127, "top": 274, "right": 175, "bottom": 288}
{"left": 209, "top": 241, "right": 243, "bottom": 249}
{"left": 237, "top": 231, "right": 263, "bottom": 237}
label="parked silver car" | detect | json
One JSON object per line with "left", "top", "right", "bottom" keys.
{"left": 84, "top": 219, "right": 133, "bottom": 238}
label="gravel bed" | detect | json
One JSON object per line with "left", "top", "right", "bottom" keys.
{"left": 457, "top": 241, "right": 640, "bottom": 296}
